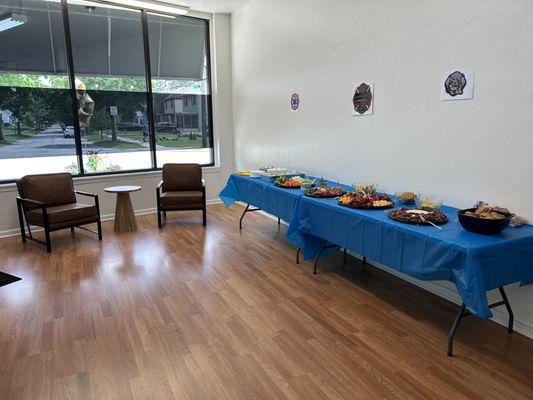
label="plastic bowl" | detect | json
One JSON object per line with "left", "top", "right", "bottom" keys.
{"left": 394, "top": 192, "right": 419, "bottom": 205}
{"left": 415, "top": 195, "right": 443, "bottom": 209}
{"left": 458, "top": 208, "right": 511, "bottom": 235}
{"left": 352, "top": 182, "right": 378, "bottom": 194}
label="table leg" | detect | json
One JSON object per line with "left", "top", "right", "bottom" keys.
{"left": 114, "top": 192, "right": 138, "bottom": 232}
{"left": 312, "top": 240, "right": 340, "bottom": 274}
{"left": 447, "top": 286, "right": 514, "bottom": 356}
{"left": 239, "top": 204, "right": 261, "bottom": 230}
{"left": 498, "top": 287, "right": 514, "bottom": 333}
{"left": 447, "top": 303, "right": 468, "bottom": 356}
{"left": 342, "top": 248, "right": 347, "bottom": 270}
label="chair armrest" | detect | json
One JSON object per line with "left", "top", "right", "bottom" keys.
{"left": 202, "top": 178, "right": 205, "bottom": 187}
{"left": 156, "top": 180, "right": 163, "bottom": 190}
{"left": 75, "top": 190, "right": 97, "bottom": 198}
{"left": 17, "top": 197, "right": 49, "bottom": 228}
{"left": 17, "top": 197, "right": 47, "bottom": 208}
{"left": 75, "top": 190, "right": 100, "bottom": 215}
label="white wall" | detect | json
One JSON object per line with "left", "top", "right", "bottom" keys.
{"left": 0, "top": 13, "right": 233, "bottom": 236}
{"left": 231, "top": 0, "right": 533, "bottom": 337}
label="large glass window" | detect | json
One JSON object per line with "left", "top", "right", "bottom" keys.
{"left": 0, "top": 0, "right": 77, "bottom": 181}
{"left": 148, "top": 14, "right": 213, "bottom": 167}
{"left": 0, "top": 0, "right": 213, "bottom": 182}
{"left": 67, "top": 1, "right": 151, "bottom": 173}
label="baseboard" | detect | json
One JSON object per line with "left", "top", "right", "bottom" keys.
{"left": 0, "top": 199, "right": 222, "bottom": 239}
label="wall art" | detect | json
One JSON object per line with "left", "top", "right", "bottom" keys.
{"left": 440, "top": 68, "right": 474, "bottom": 100}
{"left": 290, "top": 90, "right": 301, "bottom": 112}
{"left": 352, "top": 81, "right": 373, "bottom": 116}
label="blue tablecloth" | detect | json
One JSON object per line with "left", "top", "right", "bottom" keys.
{"left": 287, "top": 195, "right": 533, "bottom": 318}
{"left": 219, "top": 173, "right": 306, "bottom": 223}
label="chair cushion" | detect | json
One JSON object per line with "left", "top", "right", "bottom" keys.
{"left": 27, "top": 203, "right": 97, "bottom": 228}
{"left": 17, "top": 173, "right": 76, "bottom": 208}
{"left": 162, "top": 164, "right": 202, "bottom": 192}
{"left": 160, "top": 191, "right": 203, "bottom": 209}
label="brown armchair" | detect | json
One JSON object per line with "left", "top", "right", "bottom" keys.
{"left": 156, "top": 163, "right": 206, "bottom": 228}
{"left": 16, "top": 173, "right": 102, "bottom": 253}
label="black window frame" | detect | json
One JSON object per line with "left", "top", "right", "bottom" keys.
{"left": 0, "top": 0, "right": 215, "bottom": 184}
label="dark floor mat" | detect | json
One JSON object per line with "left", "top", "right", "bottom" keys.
{"left": 0, "top": 271, "right": 21, "bottom": 287}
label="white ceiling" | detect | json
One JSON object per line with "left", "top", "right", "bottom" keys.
{"left": 162, "top": 0, "right": 250, "bottom": 13}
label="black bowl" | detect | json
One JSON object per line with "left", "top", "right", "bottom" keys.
{"left": 458, "top": 208, "right": 511, "bottom": 235}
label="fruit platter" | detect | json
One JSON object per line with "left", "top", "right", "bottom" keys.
{"left": 339, "top": 192, "right": 394, "bottom": 209}
{"left": 304, "top": 186, "right": 346, "bottom": 198}
{"left": 389, "top": 207, "right": 449, "bottom": 225}
{"left": 274, "top": 176, "right": 314, "bottom": 189}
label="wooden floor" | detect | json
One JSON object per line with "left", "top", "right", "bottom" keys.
{"left": 1, "top": 203, "right": 532, "bottom": 400}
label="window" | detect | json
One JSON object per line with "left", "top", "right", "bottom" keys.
{"left": 148, "top": 14, "right": 213, "bottom": 168}
{"left": 67, "top": 1, "right": 151, "bottom": 173}
{"left": 0, "top": 0, "right": 77, "bottom": 181}
{"left": 0, "top": 0, "right": 213, "bottom": 183}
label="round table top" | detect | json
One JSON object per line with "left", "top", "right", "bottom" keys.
{"left": 104, "top": 185, "right": 142, "bottom": 193}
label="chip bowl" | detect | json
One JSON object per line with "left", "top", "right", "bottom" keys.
{"left": 458, "top": 208, "right": 511, "bottom": 235}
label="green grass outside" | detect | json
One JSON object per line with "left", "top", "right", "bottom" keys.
{"left": 157, "top": 137, "right": 202, "bottom": 148}
{"left": 94, "top": 129, "right": 203, "bottom": 149}
{"left": 90, "top": 139, "right": 143, "bottom": 150}
{"left": 0, "top": 126, "right": 38, "bottom": 148}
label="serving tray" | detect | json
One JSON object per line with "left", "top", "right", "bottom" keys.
{"left": 305, "top": 190, "right": 346, "bottom": 198}
{"left": 388, "top": 211, "right": 448, "bottom": 225}
{"left": 274, "top": 183, "right": 302, "bottom": 189}
{"left": 339, "top": 201, "right": 394, "bottom": 210}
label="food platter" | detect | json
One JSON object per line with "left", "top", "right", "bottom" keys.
{"left": 304, "top": 186, "right": 346, "bottom": 198}
{"left": 388, "top": 207, "right": 449, "bottom": 225}
{"left": 274, "top": 183, "right": 302, "bottom": 189}
{"left": 274, "top": 176, "right": 314, "bottom": 189}
{"left": 341, "top": 202, "right": 394, "bottom": 210}
{"left": 338, "top": 192, "right": 394, "bottom": 210}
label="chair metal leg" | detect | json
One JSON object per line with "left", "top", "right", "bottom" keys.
{"left": 157, "top": 206, "right": 162, "bottom": 229}
{"left": 71, "top": 226, "right": 75, "bottom": 232}
{"left": 97, "top": 220, "right": 103, "bottom": 240}
{"left": 16, "top": 199, "right": 26, "bottom": 243}
{"left": 296, "top": 247, "right": 301, "bottom": 264}
{"left": 448, "top": 302, "right": 467, "bottom": 357}
{"left": 45, "top": 229, "right": 52, "bottom": 253}
{"left": 278, "top": 217, "right": 281, "bottom": 226}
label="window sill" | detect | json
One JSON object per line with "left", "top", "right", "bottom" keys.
{"left": 0, "top": 165, "right": 221, "bottom": 193}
